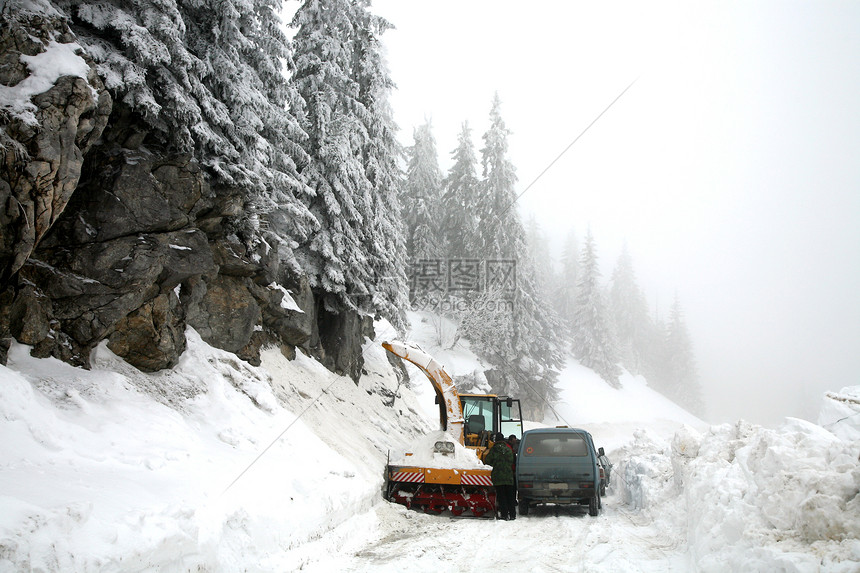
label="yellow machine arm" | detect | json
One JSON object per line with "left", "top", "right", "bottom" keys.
{"left": 382, "top": 340, "right": 465, "bottom": 445}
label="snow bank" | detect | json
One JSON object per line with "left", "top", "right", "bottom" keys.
{"left": 550, "top": 358, "right": 708, "bottom": 457}
{"left": 615, "top": 393, "right": 860, "bottom": 573}
{"left": 818, "top": 386, "right": 860, "bottom": 444}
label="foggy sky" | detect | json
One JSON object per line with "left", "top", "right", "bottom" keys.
{"left": 372, "top": 0, "right": 860, "bottom": 427}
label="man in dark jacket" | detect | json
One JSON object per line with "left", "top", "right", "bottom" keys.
{"left": 484, "top": 433, "right": 516, "bottom": 520}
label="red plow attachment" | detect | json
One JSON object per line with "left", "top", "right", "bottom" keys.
{"left": 386, "top": 465, "right": 496, "bottom": 517}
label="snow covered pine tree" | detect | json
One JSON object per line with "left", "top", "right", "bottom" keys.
{"left": 571, "top": 229, "right": 622, "bottom": 388}
{"left": 290, "top": 0, "right": 408, "bottom": 331}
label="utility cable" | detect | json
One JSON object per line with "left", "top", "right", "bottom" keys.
{"left": 822, "top": 410, "right": 860, "bottom": 428}
{"left": 491, "top": 353, "right": 578, "bottom": 427}
{"left": 498, "top": 77, "right": 639, "bottom": 219}
{"left": 221, "top": 374, "right": 341, "bottom": 496}
{"left": 217, "top": 73, "right": 635, "bottom": 495}
{"left": 219, "top": 321, "right": 403, "bottom": 495}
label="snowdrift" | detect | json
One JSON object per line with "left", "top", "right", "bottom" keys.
{"left": 616, "top": 415, "right": 860, "bottom": 572}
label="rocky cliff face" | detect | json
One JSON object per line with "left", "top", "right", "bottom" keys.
{"left": 0, "top": 5, "right": 372, "bottom": 381}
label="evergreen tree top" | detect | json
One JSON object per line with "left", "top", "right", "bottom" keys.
{"left": 60, "top": 0, "right": 309, "bottom": 201}
{"left": 480, "top": 93, "right": 517, "bottom": 187}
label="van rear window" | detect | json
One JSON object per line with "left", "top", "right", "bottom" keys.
{"left": 522, "top": 433, "right": 588, "bottom": 457}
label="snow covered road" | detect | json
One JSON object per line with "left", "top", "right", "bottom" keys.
{"left": 293, "top": 496, "right": 690, "bottom": 573}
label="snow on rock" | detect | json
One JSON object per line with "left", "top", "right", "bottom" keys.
{"left": 0, "top": 40, "right": 94, "bottom": 125}
{"left": 388, "top": 429, "right": 486, "bottom": 469}
{"left": 267, "top": 282, "right": 304, "bottom": 313}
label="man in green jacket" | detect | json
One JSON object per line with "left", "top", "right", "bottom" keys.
{"left": 484, "top": 433, "right": 516, "bottom": 520}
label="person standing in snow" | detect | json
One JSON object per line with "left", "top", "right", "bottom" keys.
{"left": 484, "top": 432, "right": 516, "bottom": 520}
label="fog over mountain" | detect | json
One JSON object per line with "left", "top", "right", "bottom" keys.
{"left": 373, "top": 0, "right": 860, "bottom": 426}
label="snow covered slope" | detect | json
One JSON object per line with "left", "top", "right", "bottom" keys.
{"left": 551, "top": 360, "right": 708, "bottom": 452}
{"left": 0, "top": 326, "right": 431, "bottom": 570}
{"left": 0, "top": 312, "right": 858, "bottom": 571}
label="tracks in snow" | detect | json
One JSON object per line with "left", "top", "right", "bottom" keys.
{"left": 312, "top": 496, "right": 690, "bottom": 573}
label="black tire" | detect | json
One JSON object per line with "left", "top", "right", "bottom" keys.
{"left": 588, "top": 494, "right": 599, "bottom": 516}
{"left": 600, "top": 483, "right": 606, "bottom": 497}
{"left": 519, "top": 499, "right": 530, "bottom": 516}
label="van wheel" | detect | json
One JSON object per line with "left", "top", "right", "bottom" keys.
{"left": 588, "top": 494, "right": 599, "bottom": 516}
{"left": 519, "top": 499, "right": 530, "bottom": 516}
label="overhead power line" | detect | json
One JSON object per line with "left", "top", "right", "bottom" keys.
{"left": 499, "top": 77, "right": 639, "bottom": 219}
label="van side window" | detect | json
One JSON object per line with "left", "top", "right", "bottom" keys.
{"left": 522, "top": 433, "right": 588, "bottom": 457}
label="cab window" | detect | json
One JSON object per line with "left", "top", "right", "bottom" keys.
{"left": 461, "top": 396, "right": 495, "bottom": 435}
{"left": 499, "top": 400, "right": 523, "bottom": 440}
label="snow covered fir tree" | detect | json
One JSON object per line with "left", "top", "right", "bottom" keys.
{"left": 0, "top": 0, "right": 703, "bottom": 422}
{"left": 54, "top": 0, "right": 314, "bottom": 233}
{"left": 385, "top": 94, "right": 572, "bottom": 418}
{"left": 609, "top": 243, "right": 653, "bottom": 376}
{"left": 657, "top": 294, "right": 705, "bottom": 416}
{"left": 441, "top": 121, "right": 481, "bottom": 260}
{"left": 289, "top": 0, "right": 408, "bottom": 330}
{"left": 403, "top": 120, "right": 444, "bottom": 263}
{"left": 570, "top": 229, "right": 622, "bottom": 388}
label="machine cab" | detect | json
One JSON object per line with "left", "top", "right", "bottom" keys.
{"left": 459, "top": 394, "right": 523, "bottom": 449}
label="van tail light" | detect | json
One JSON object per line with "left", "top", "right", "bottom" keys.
{"left": 579, "top": 483, "right": 594, "bottom": 489}
{"left": 520, "top": 482, "right": 533, "bottom": 488}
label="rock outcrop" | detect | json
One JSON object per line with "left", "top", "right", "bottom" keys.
{"left": 0, "top": 5, "right": 372, "bottom": 380}
{"left": 0, "top": 5, "right": 111, "bottom": 280}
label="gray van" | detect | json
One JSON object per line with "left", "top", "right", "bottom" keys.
{"left": 516, "top": 427, "right": 601, "bottom": 516}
